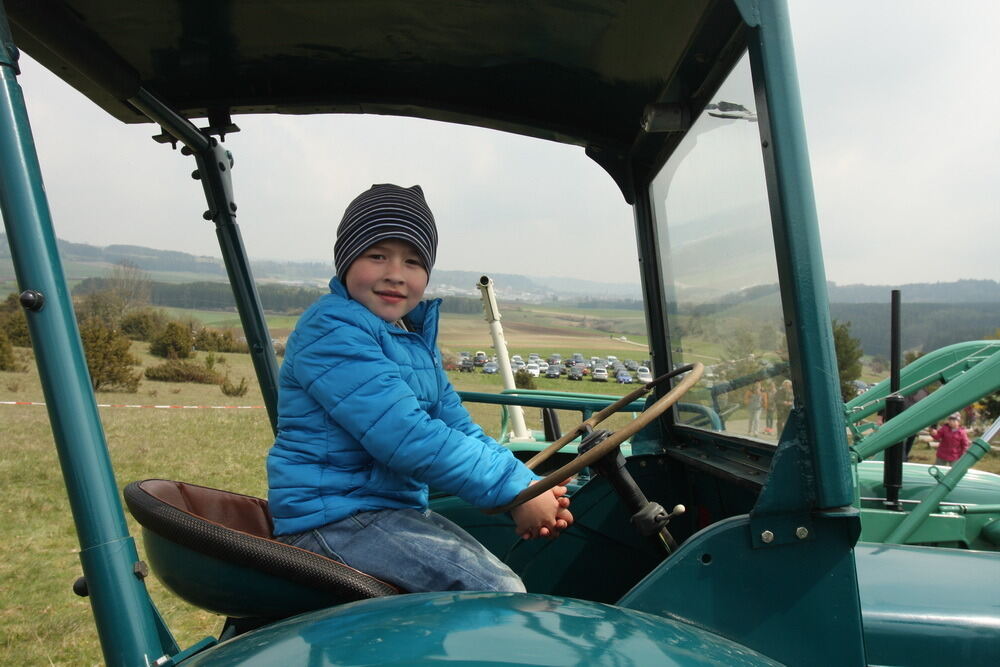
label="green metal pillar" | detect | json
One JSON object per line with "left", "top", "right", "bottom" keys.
{"left": 0, "top": 6, "right": 172, "bottom": 664}
{"left": 127, "top": 89, "right": 280, "bottom": 433}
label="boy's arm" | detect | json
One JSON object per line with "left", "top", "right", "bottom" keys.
{"left": 295, "top": 321, "right": 535, "bottom": 509}
{"left": 432, "top": 368, "right": 514, "bottom": 455}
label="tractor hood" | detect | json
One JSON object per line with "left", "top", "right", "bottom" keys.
{"left": 183, "top": 591, "right": 780, "bottom": 666}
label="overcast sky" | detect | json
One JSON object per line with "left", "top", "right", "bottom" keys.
{"left": 7, "top": 1, "right": 999, "bottom": 287}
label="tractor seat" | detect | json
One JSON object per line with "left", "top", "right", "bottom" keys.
{"left": 124, "top": 479, "right": 400, "bottom": 620}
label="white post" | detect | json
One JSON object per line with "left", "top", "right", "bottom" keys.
{"left": 476, "top": 276, "right": 532, "bottom": 441}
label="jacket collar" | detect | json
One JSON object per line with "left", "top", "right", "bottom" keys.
{"left": 329, "top": 276, "right": 441, "bottom": 343}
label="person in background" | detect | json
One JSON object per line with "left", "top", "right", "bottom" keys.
{"left": 763, "top": 380, "right": 777, "bottom": 435}
{"left": 775, "top": 379, "right": 794, "bottom": 435}
{"left": 930, "top": 412, "right": 971, "bottom": 467}
{"left": 745, "top": 381, "right": 766, "bottom": 436}
{"left": 902, "top": 387, "right": 929, "bottom": 460}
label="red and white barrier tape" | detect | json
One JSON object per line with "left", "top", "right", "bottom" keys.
{"left": 1, "top": 400, "right": 264, "bottom": 409}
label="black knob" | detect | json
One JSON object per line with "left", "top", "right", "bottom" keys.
{"left": 72, "top": 577, "right": 89, "bottom": 597}
{"left": 19, "top": 289, "right": 44, "bottom": 311}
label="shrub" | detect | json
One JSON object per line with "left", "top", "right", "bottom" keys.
{"left": 150, "top": 322, "right": 194, "bottom": 359}
{"left": 0, "top": 328, "right": 17, "bottom": 371}
{"left": 76, "top": 291, "right": 126, "bottom": 328}
{"left": 221, "top": 375, "right": 249, "bottom": 397}
{"left": 144, "top": 359, "right": 223, "bottom": 384}
{"left": 0, "top": 308, "right": 31, "bottom": 347}
{"left": 514, "top": 368, "right": 536, "bottom": 390}
{"left": 120, "top": 308, "right": 169, "bottom": 341}
{"left": 78, "top": 317, "right": 141, "bottom": 392}
{"left": 194, "top": 327, "right": 249, "bottom": 353}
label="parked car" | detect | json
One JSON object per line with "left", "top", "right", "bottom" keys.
{"left": 548, "top": 353, "right": 562, "bottom": 365}
{"left": 567, "top": 366, "right": 584, "bottom": 381}
{"left": 473, "top": 351, "right": 488, "bottom": 366}
{"left": 482, "top": 361, "right": 498, "bottom": 375}
{"left": 537, "top": 361, "right": 549, "bottom": 373}
{"left": 624, "top": 359, "right": 639, "bottom": 371}
{"left": 616, "top": 370, "right": 633, "bottom": 384}
{"left": 459, "top": 358, "right": 475, "bottom": 372}
{"left": 591, "top": 367, "right": 608, "bottom": 382}
{"left": 636, "top": 366, "right": 653, "bottom": 383}
{"left": 524, "top": 363, "right": 540, "bottom": 377}
{"left": 545, "top": 365, "right": 561, "bottom": 378}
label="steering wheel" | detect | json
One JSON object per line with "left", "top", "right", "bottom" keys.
{"left": 487, "top": 362, "right": 703, "bottom": 514}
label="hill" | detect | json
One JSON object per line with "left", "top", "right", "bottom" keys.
{"left": 3, "top": 234, "right": 999, "bottom": 356}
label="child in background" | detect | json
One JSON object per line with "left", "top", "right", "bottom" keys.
{"left": 930, "top": 412, "right": 971, "bottom": 467}
{"left": 267, "top": 184, "right": 572, "bottom": 594}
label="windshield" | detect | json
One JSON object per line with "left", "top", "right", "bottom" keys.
{"left": 650, "top": 52, "right": 791, "bottom": 442}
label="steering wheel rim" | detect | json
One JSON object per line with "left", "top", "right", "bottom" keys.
{"left": 486, "top": 362, "right": 703, "bottom": 514}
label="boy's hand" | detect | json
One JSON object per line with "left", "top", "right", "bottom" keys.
{"left": 511, "top": 479, "right": 574, "bottom": 540}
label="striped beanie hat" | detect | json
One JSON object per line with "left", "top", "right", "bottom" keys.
{"left": 334, "top": 184, "right": 438, "bottom": 279}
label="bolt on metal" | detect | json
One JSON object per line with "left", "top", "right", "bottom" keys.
{"left": 760, "top": 530, "right": 774, "bottom": 543}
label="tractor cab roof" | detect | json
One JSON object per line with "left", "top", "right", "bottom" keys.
{"left": 7, "top": 0, "right": 747, "bottom": 196}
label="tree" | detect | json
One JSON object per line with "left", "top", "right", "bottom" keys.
{"left": 150, "top": 321, "right": 194, "bottom": 359}
{"left": 0, "top": 328, "right": 17, "bottom": 371}
{"left": 78, "top": 317, "right": 141, "bottom": 392}
{"left": 832, "top": 319, "right": 863, "bottom": 402}
{"left": 723, "top": 328, "right": 758, "bottom": 378}
{"left": 0, "top": 293, "right": 31, "bottom": 347}
{"left": 107, "top": 259, "right": 152, "bottom": 314}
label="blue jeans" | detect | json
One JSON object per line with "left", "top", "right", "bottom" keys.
{"left": 278, "top": 508, "right": 525, "bottom": 593}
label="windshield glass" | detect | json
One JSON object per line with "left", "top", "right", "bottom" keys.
{"left": 649, "top": 52, "right": 791, "bottom": 442}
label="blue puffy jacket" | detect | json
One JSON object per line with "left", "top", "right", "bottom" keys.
{"left": 267, "top": 278, "right": 537, "bottom": 536}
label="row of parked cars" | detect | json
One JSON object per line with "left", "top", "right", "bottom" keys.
{"left": 457, "top": 351, "right": 653, "bottom": 384}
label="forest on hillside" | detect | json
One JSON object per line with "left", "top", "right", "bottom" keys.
{"left": 829, "top": 302, "right": 1000, "bottom": 358}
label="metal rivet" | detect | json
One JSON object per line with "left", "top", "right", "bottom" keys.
{"left": 761, "top": 530, "right": 774, "bottom": 544}
{"left": 795, "top": 526, "right": 809, "bottom": 539}
{"left": 218, "top": 161, "right": 226, "bottom": 171}
{"left": 203, "top": 210, "right": 215, "bottom": 220}
{"left": 762, "top": 140, "right": 769, "bottom": 148}
{"left": 229, "top": 202, "right": 238, "bottom": 212}
{"left": 191, "top": 170, "right": 201, "bottom": 180}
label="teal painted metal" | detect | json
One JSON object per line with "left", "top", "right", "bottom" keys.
{"left": 742, "top": 0, "right": 854, "bottom": 510}
{"left": 855, "top": 543, "right": 1000, "bottom": 666}
{"left": 885, "top": 437, "right": 991, "bottom": 544}
{"left": 458, "top": 389, "right": 646, "bottom": 412}
{"left": 856, "top": 461, "right": 1000, "bottom": 549}
{"left": 0, "top": 11, "right": 171, "bottom": 664}
{"left": 127, "top": 88, "right": 280, "bottom": 433}
{"left": 142, "top": 529, "right": 348, "bottom": 619}
{"left": 845, "top": 340, "right": 1000, "bottom": 425}
{"left": 619, "top": 512, "right": 866, "bottom": 665}
{"left": 182, "top": 593, "right": 782, "bottom": 666}
{"left": 853, "top": 351, "right": 1000, "bottom": 460}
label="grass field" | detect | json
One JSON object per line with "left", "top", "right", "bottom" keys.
{"left": 2, "top": 308, "right": 999, "bottom": 664}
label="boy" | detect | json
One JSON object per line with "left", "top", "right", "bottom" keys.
{"left": 267, "top": 184, "right": 572, "bottom": 593}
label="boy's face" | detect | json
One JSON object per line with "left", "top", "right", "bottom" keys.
{"left": 344, "top": 239, "right": 428, "bottom": 322}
